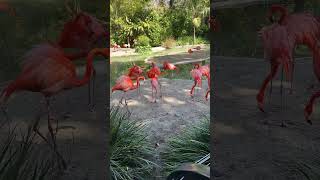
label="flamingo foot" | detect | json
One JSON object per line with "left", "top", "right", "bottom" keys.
{"left": 257, "top": 94, "right": 265, "bottom": 112}
{"left": 304, "top": 104, "right": 313, "bottom": 125}
{"left": 258, "top": 102, "right": 265, "bottom": 113}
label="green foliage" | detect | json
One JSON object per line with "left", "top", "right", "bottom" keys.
{"left": 110, "top": 0, "right": 209, "bottom": 48}
{"left": 176, "top": 36, "right": 209, "bottom": 46}
{"left": 110, "top": 106, "right": 156, "bottom": 180}
{"left": 162, "top": 37, "right": 176, "bottom": 49}
{"left": 135, "top": 35, "right": 152, "bottom": 54}
{"left": 161, "top": 118, "right": 210, "bottom": 175}
{"left": 192, "top": 17, "right": 201, "bottom": 28}
{"left": 0, "top": 123, "right": 58, "bottom": 180}
{"left": 136, "top": 35, "right": 151, "bottom": 47}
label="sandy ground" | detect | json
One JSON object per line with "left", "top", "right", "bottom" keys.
{"left": 213, "top": 56, "right": 320, "bottom": 180}
{"left": 0, "top": 60, "right": 108, "bottom": 180}
{"left": 110, "top": 78, "right": 210, "bottom": 179}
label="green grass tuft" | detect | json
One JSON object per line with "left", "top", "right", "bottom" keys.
{"left": 161, "top": 117, "right": 210, "bottom": 175}
{"left": 110, "top": 106, "right": 157, "bottom": 180}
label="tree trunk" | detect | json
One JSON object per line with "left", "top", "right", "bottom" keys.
{"left": 193, "top": 26, "right": 196, "bottom": 45}
{"left": 169, "top": 0, "right": 174, "bottom": 8}
{"left": 127, "top": 37, "right": 130, "bottom": 47}
{"left": 294, "top": 0, "right": 305, "bottom": 13}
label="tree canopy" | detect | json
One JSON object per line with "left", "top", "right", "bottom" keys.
{"left": 110, "top": 0, "right": 210, "bottom": 47}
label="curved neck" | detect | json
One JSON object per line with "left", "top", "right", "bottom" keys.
{"left": 131, "top": 76, "right": 144, "bottom": 90}
{"left": 71, "top": 48, "right": 109, "bottom": 87}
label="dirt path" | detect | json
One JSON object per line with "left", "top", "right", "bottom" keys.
{"left": 0, "top": 60, "right": 108, "bottom": 180}
{"left": 111, "top": 78, "right": 210, "bottom": 179}
{"left": 213, "top": 56, "right": 320, "bottom": 180}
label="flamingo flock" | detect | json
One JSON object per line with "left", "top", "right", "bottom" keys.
{"left": 257, "top": 4, "right": 320, "bottom": 125}
{"left": 112, "top": 58, "right": 210, "bottom": 109}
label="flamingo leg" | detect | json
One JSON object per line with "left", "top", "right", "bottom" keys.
{"left": 91, "top": 69, "right": 96, "bottom": 111}
{"left": 257, "top": 63, "right": 280, "bottom": 112}
{"left": 124, "top": 93, "right": 128, "bottom": 106}
{"left": 45, "top": 97, "right": 57, "bottom": 150}
{"left": 62, "top": 96, "right": 72, "bottom": 119}
{"left": 33, "top": 114, "right": 67, "bottom": 170}
{"left": 154, "top": 86, "right": 158, "bottom": 103}
{"left": 205, "top": 89, "right": 210, "bottom": 101}
{"left": 190, "top": 80, "right": 197, "bottom": 98}
{"left": 268, "top": 78, "right": 273, "bottom": 105}
{"left": 151, "top": 86, "right": 153, "bottom": 102}
{"left": 158, "top": 79, "right": 162, "bottom": 98}
{"left": 280, "top": 66, "right": 286, "bottom": 127}
{"left": 305, "top": 91, "right": 320, "bottom": 124}
{"left": 289, "top": 58, "right": 295, "bottom": 94}
{"left": 119, "top": 92, "right": 125, "bottom": 105}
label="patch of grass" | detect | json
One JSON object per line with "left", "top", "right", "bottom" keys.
{"left": 0, "top": 123, "right": 58, "bottom": 180}
{"left": 160, "top": 117, "right": 210, "bottom": 176}
{"left": 110, "top": 59, "right": 210, "bottom": 86}
{"left": 110, "top": 45, "right": 210, "bottom": 85}
{"left": 110, "top": 106, "right": 156, "bottom": 180}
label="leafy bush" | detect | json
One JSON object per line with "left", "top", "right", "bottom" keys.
{"left": 162, "top": 37, "right": 176, "bottom": 49}
{"left": 176, "top": 36, "right": 193, "bottom": 46}
{"left": 110, "top": 106, "right": 156, "bottom": 180}
{"left": 136, "top": 35, "right": 150, "bottom": 47}
{"left": 161, "top": 118, "right": 210, "bottom": 175}
{"left": 135, "top": 35, "right": 152, "bottom": 54}
{"left": 195, "top": 37, "right": 209, "bottom": 44}
{"left": 176, "top": 36, "right": 209, "bottom": 46}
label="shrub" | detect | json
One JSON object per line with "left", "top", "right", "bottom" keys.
{"left": 135, "top": 35, "right": 152, "bottom": 54}
{"left": 136, "top": 35, "right": 150, "bottom": 47}
{"left": 176, "top": 36, "right": 193, "bottom": 46}
{"left": 162, "top": 37, "right": 176, "bottom": 49}
{"left": 110, "top": 106, "right": 156, "bottom": 179}
{"left": 195, "top": 37, "right": 209, "bottom": 44}
{"left": 161, "top": 118, "right": 210, "bottom": 175}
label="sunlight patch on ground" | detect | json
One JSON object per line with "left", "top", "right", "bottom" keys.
{"left": 162, "top": 96, "right": 186, "bottom": 105}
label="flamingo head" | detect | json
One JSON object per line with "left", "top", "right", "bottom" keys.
{"left": 59, "top": 0, "right": 108, "bottom": 50}
{"left": 129, "top": 64, "right": 143, "bottom": 76}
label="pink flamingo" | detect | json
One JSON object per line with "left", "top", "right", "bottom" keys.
{"left": 150, "top": 77, "right": 160, "bottom": 103}
{"left": 128, "top": 63, "right": 144, "bottom": 95}
{"left": 163, "top": 61, "right": 179, "bottom": 78}
{"left": 147, "top": 62, "right": 162, "bottom": 99}
{"left": 0, "top": 2, "right": 16, "bottom": 16}
{"left": 190, "top": 67, "right": 203, "bottom": 98}
{"left": 58, "top": 1, "right": 108, "bottom": 60}
{"left": 195, "top": 64, "right": 211, "bottom": 100}
{"left": 111, "top": 75, "right": 145, "bottom": 105}
{"left": 258, "top": 4, "right": 320, "bottom": 125}
{"left": 0, "top": 46, "right": 109, "bottom": 165}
